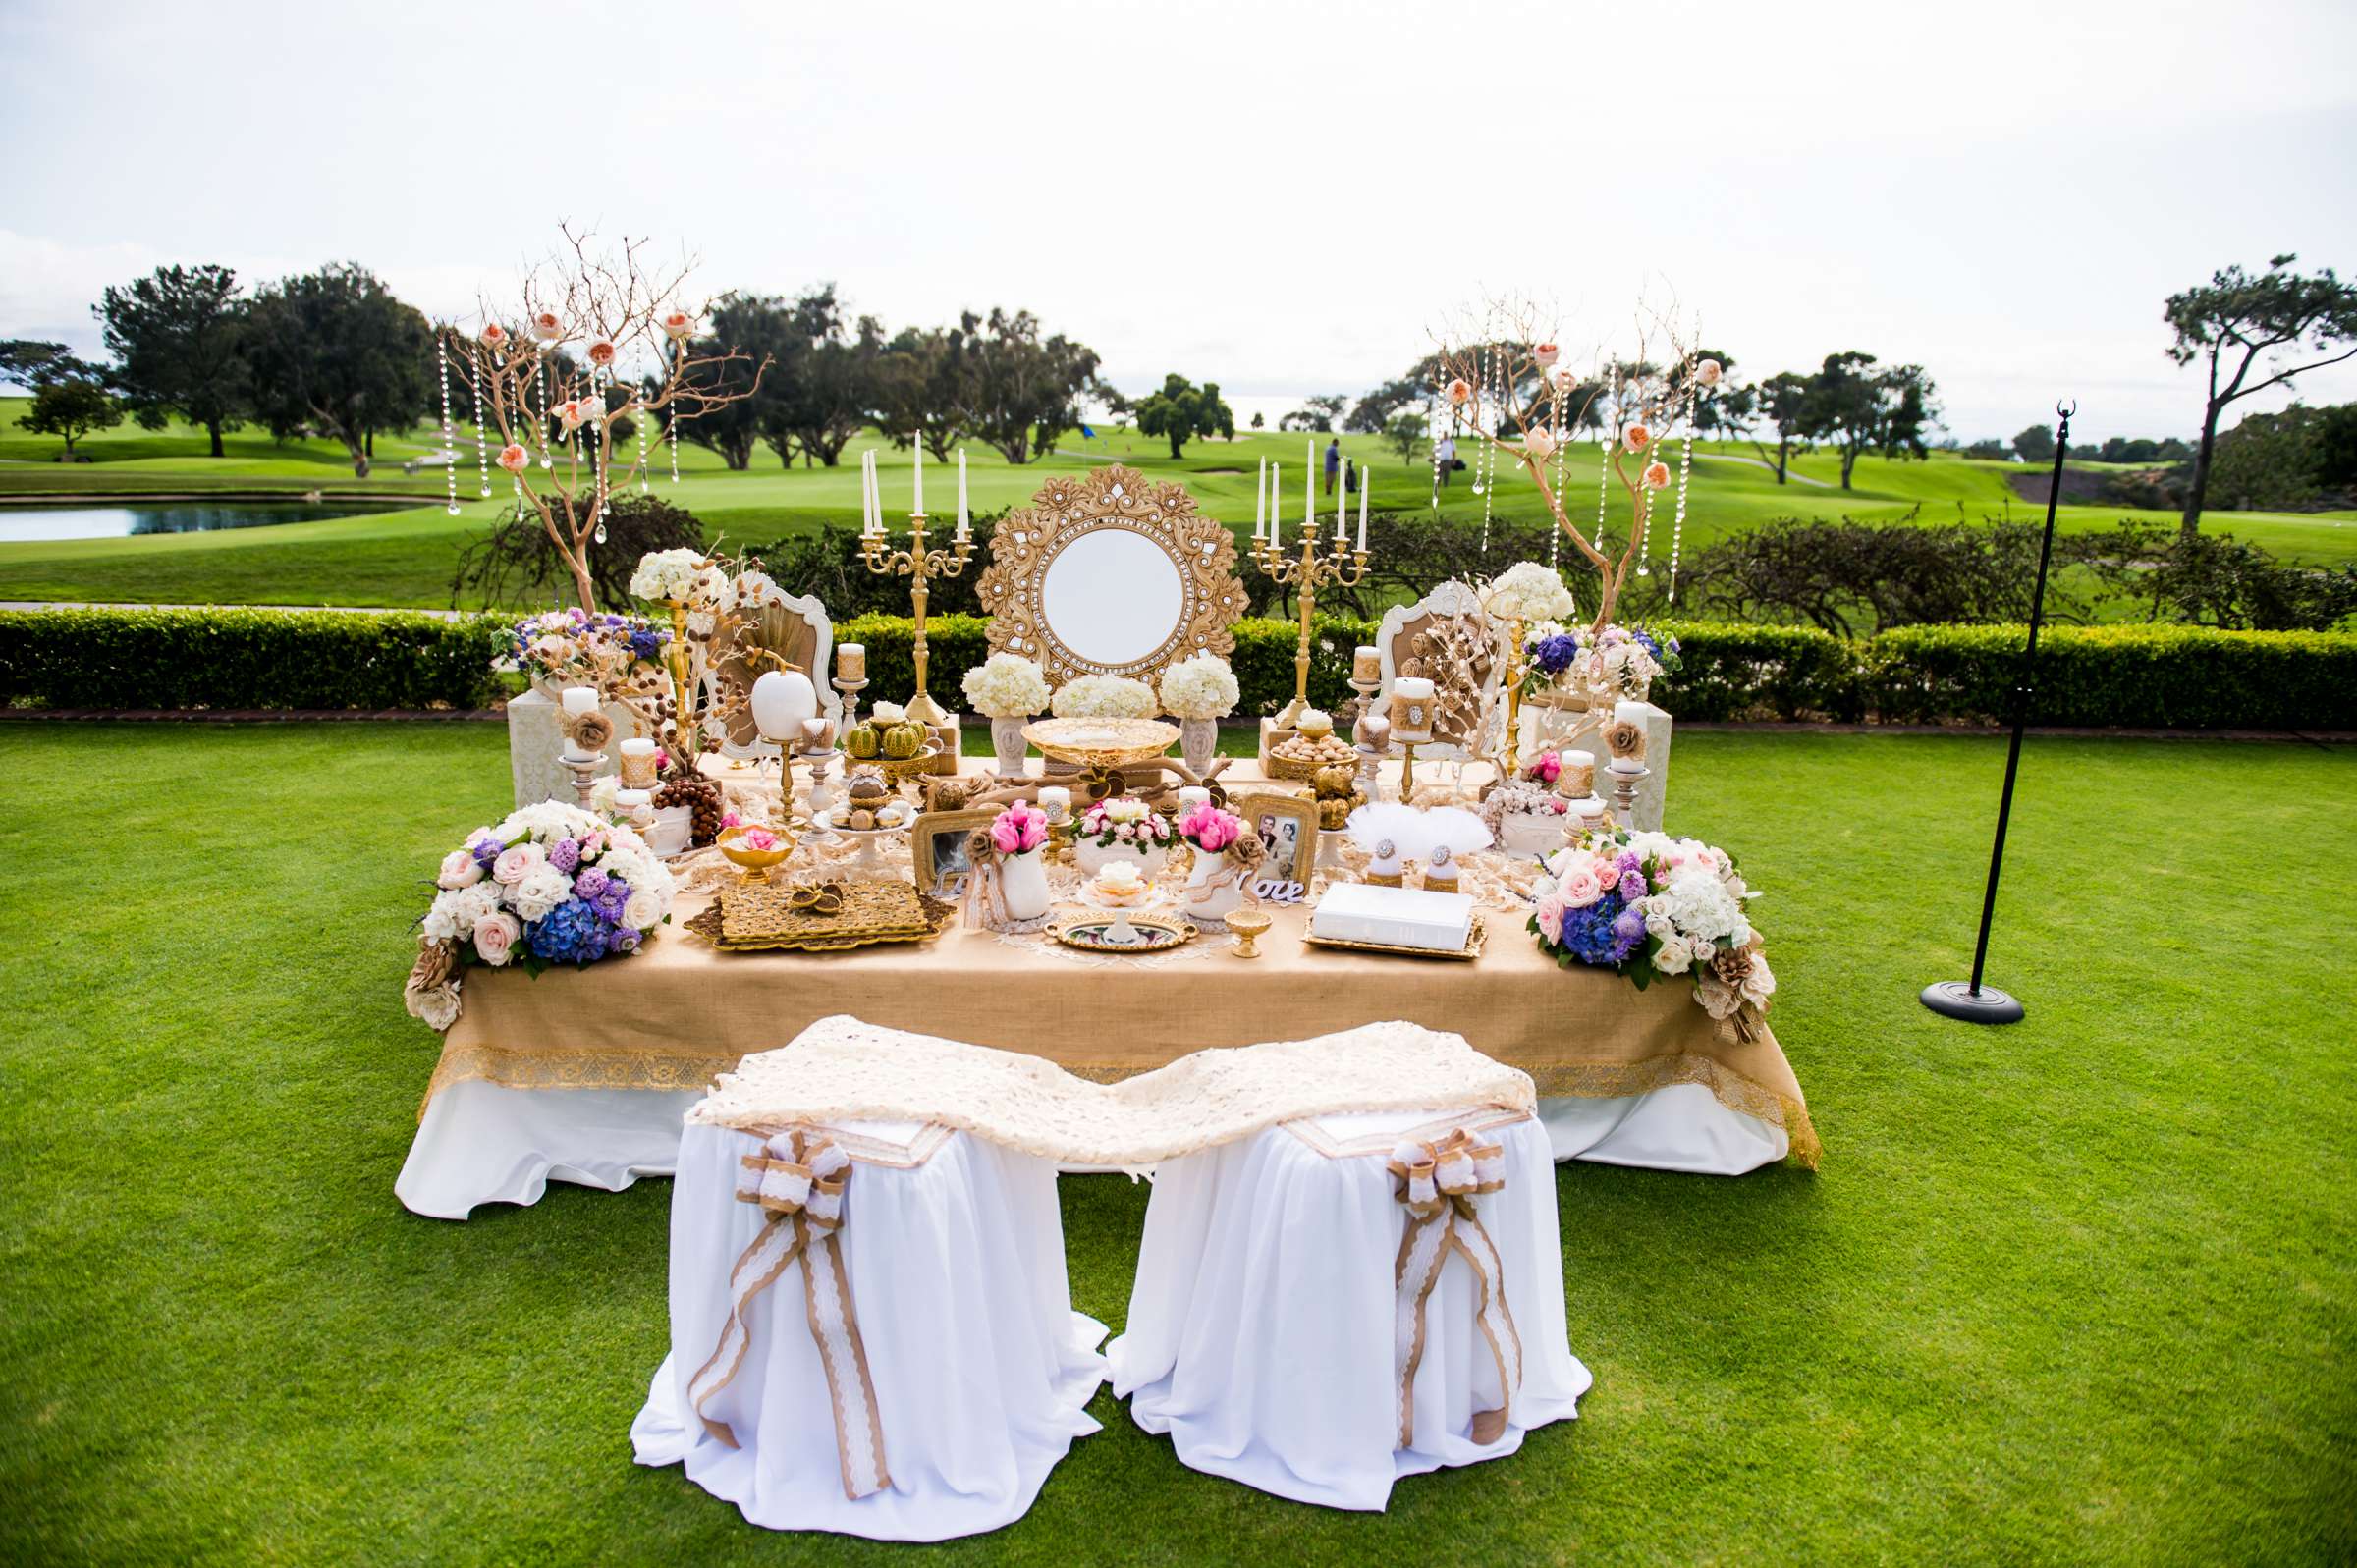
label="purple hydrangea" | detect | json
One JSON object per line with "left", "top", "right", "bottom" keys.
{"left": 574, "top": 866, "right": 611, "bottom": 899}
{"left": 547, "top": 838, "right": 581, "bottom": 874}
{"left": 1560, "top": 891, "right": 1644, "bottom": 967}
{"left": 1526, "top": 633, "right": 1580, "bottom": 677}
{"left": 591, "top": 880, "right": 630, "bottom": 923}
{"left": 1620, "top": 869, "right": 1648, "bottom": 899}
{"left": 528, "top": 897, "right": 607, "bottom": 964}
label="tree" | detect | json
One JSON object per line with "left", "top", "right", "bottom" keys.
{"left": 952, "top": 307, "right": 1100, "bottom": 464}
{"left": 2206, "top": 405, "right": 2329, "bottom": 512}
{"left": 2165, "top": 254, "right": 2357, "bottom": 538}
{"left": 1962, "top": 438, "right": 2008, "bottom": 460}
{"left": 1346, "top": 379, "right": 1419, "bottom": 434}
{"left": 771, "top": 287, "right": 883, "bottom": 468}
{"left": 95, "top": 263, "right": 249, "bottom": 458}
{"left": 1382, "top": 412, "right": 1425, "bottom": 465}
{"left": 2012, "top": 423, "right": 2055, "bottom": 463}
{"left": 1804, "top": 351, "right": 1938, "bottom": 489}
{"left": 22, "top": 375, "right": 122, "bottom": 459}
{"left": 1134, "top": 372, "right": 1234, "bottom": 459}
{"left": 1281, "top": 394, "right": 1346, "bottom": 433}
{"left": 0, "top": 340, "right": 97, "bottom": 389}
{"left": 1249, "top": 409, "right": 1264, "bottom": 429}
{"left": 872, "top": 326, "right": 969, "bottom": 461}
{"left": 1749, "top": 371, "right": 1813, "bottom": 483}
{"left": 673, "top": 295, "right": 789, "bottom": 471}
{"left": 242, "top": 263, "right": 433, "bottom": 476}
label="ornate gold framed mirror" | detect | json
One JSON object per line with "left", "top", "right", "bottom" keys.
{"left": 977, "top": 465, "right": 1245, "bottom": 688}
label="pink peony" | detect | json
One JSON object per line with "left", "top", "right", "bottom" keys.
{"left": 1532, "top": 342, "right": 1560, "bottom": 368}
{"left": 492, "top": 842, "right": 544, "bottom": 886}
{"left": 1535, "top": 894, "right": 1565, "bottom": 945}
{"left": 1558, "top": 865, "right": 1603, "bottom": 908}
{"left": 530, "top": 311, "right": 564, "bottom": 343}
{"left": 1446, "top": 378, "right": 1474, "bottom": 406}
{"left": 663, "top": 310, "right": 695, "bottom": 341}
{"left": 1623, "top": 423, "right": 1652, "bottom": 452}
{"left": 497, "top": 443, "right": 529, "bottom": 473}
{"left": 1531, "top": 751, "right": 1561, "bottom": 783}
{"left": 472, "top": 911, "right": 521, "bottom": 966}
{"left": 1643, "top": 460, "right": 1672, "bottom": 490}
{"left": 586, "top": 340, "right": 617, "bottom": 367}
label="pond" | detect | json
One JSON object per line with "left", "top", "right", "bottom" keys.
{"left": 0, "top": 498, "right": 420, "bottom": 543}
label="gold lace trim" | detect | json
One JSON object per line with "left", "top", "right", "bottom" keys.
{"left": 421, "top": 1042, "right": 1820, "bottom": 1168}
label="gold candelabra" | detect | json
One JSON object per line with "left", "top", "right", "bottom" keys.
{"left": 859, "top": 514, "right": 973, "bottom": 726}
{"left": 1248, "top": 525, "right": 1367, "bottom": 728}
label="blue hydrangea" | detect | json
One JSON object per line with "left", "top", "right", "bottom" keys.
{"left": 528, "top": 896, "right": 608, "bottom": 964}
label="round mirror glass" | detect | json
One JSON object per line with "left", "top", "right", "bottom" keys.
{"left": 1040, "top": 528, "right": 1183, "bottom": 670}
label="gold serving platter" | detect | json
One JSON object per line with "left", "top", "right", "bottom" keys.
{"left": 686, "top": 879, "right": 956, "bottom": 953}
{"left": 1301, "top": 914, "right": 1488, "bottom": 962}
{"left": 868, "top": 743, "right": 945, "bottom": 784}
{"left": 1050, "top": 912, "right": 1198, "bottom": 953}
{"left": 1021, "top": 717, "right": 1179, "bottom": 772}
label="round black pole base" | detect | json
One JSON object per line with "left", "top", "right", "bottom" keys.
{"left": 1919, "top": 980, "right": 2025, "bottom": 1024}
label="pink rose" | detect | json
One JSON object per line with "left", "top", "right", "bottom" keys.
{"left": 1559, "top": 865, "right": 1603, "bottom": 908}
{"left": 586, "top": 339, "right": 617, "bottom": 367}
{"left": 662, "top": 310, "right": 695, "bottom": 341}
{"left": 530, "top": 311, "right": 564, "bottom": 343}
{"left": 1643, "top": 460, "right": 1672, "bottom": 490}
{"left": 492, "top": 842, "right": 544, "bottom": 886}
{"left": 1596, "top": 861, "right": 1619, "bottom": 890}
{"left": 497, "top": 443, "right": 529, "bottom": 473}
{"left": 1536, "top": 894, "right": 1565, "bottom": 945}
{"left": 479, "top": 323, "right": 509, "bottom": 349}
{"left": 1623, "top": 423, "right": 1652, "bottom": 452}
{"left": 437, "top": 849, "right": 482, "bottom": 890}
{"left": 472, "top": 911, "right": 521, "bottom": 966}
{"left": 1446, "top": 378, "right": 1474, "bottom": 406}
{"left": 1531, "top": 342, "right": 1560, "bottom": 368}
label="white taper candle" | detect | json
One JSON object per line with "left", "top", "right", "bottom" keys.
{"left": 911, "top": 439, "right": 922, "bottom": 515}
{"left": 956, "top": 448, "right": 969, "bottom": 538}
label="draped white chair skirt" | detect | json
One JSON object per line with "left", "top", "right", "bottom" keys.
{"left": 630, "top": 1119, "right": 1108, "bottom": 1541}
{"left": 1108, "top": 1108, "right": 1591, "bottom": 1511}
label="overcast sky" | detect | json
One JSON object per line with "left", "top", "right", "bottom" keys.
{"left": 4, "top": 0, "right": 2354, "bottom": 443}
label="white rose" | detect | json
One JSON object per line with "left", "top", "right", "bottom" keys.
{"left": 1653, "top": 934, "right": 1693, "bottom": 975}
{"left": 437, "top": 849, "right": 482, "bottom": 890}
{"left": 472, "top": 912, "right": 521, "bottom": 966}
{"left": 421, "top": 891, "right": 465, "bottom": 941}
{"left": 492, "top": 841, "right": 546, "bottom": 886}
{"left": 512, "top": 867, "right": 572, "bottom": 921}
{"left": 622, "top": 888, "right": 666, "bottom": 931}
{"left": 450, "top": 884, "right": 503, "bottom": 930}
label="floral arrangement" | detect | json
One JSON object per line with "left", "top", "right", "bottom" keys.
{"left": 1485, "top": 561, "right": 1576, "bottom": 622}
{"left": 1076, "top": 795, "right": 1176, "bottom": 852}
{"left": 1480, "top": 751, "right": 1573, "bottom": 837}
{"left": 1529, "top": 828, "right": 1773, "bottom": 1034}
{"left": 1176, "top": 802, "right": 1243, "bottom": 854}
{"left": 961, "top": 652, "right": 1052, "bottom": 719}
{"left": 629, "top": 547, "right": 728, "bottom": 606}
{"left": 499, "top": 607, "right": 668, "bottom": 693}
{"left": 988, "top": 800, "right": 1050, "bottom": 857}
{"left": 1050, "top": 674, "right": 1158, "bottom": 720}
{"left": 406, "top": 801, "right": 679, "bottom": 1030}
{"left": 1158, "top": 653, "right": 1239, "bottom": 721}
{"left": 1572, "top": 623, "right": 1681, "bottom": 702}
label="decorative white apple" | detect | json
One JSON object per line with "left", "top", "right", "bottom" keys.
{"left": 750, "top": 669, "right": 819, "bottom": 742}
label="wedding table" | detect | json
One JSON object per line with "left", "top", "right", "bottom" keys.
{"left": 397, "top": 754, "right": 1817, "bottom": 1217}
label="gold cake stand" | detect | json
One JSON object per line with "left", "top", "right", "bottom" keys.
{"left": 1022, "top": 717, "right": 1181, "bottom": 802}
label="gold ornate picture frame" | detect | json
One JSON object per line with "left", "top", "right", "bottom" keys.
{"left": 977, "top": 464, "right": 1246, "bottom": 688}
{"left": 1233, "top": 790, "right": 1318, "bottom": 889}
{"left": 908, "top": 808, "right": 997, "bottom": 897}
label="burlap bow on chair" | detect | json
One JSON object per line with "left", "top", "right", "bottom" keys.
{"left": 686, "top": 1128, "right": 892, "bottom": 1500}
{"left": 1387, "top": 1127, "right": 1523, "bottom": 1448}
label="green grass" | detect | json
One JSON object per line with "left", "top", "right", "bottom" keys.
{"left": 1, "top": 721, "right": 2349, "bottom": 1564}
{"left": 4, "top": 398, "right": 2351, "bottom": 609}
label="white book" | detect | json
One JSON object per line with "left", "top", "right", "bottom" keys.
{"left": 1309, "top": 883, "right": 1475, "bottom": 952}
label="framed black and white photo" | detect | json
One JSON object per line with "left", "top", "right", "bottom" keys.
{"left": 1233, "top": 791, "right": 1318, "bottom": 888}
{"left": 909, "top": 809, "right": 995, "bottom": 898}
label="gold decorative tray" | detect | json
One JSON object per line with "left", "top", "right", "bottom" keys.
{"left": 686, "top": 879, "right": 956, "bottom": 953}
{"left": 870, "top": 743, "right": 945, "bottom": 784}
{"left": 1302, "top": 914, "right": 1487, "bottom": 962}
{"left": 1051, "top": 912, "right": 1198, "bottom": 953}
{"left": 1022, "top": 717, "right": 1179, "bottom": 771}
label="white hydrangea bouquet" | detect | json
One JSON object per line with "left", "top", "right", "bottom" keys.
{"left": 1484, "top": 560, "right": 1577, "bottom": 622}
{"left": 1158, "top": 652, "right": 1239, "bottom": 720}
{"left": 404, "top": 800, "right": 679, "bottom": 1032}
{"left": 1050, "top": 673, "right": 1159, "bottom": 719}
{"left": 1529, "top": 827, "right": 1774, "bottom": 1038}
{"left": 961, "top": 652, "right": 1052, "bottom": 718}
{"left": 629, "top": 547, "right": 728, "bottom": 607}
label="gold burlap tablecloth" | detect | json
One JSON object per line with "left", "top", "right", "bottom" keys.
{"left": 423, "top": 895, "right": 1819, "bottom": 1166}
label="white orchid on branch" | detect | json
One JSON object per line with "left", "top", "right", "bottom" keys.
{"left": 439, "top": 227, "right": 769, "bottom": 612}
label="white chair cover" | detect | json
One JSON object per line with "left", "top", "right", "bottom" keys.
{"left": 1108, "top": 1107, "right": 1591, "bottom": 1510}
{"left": 631, "top": 1118, "right": 1108, "bottom": 1541}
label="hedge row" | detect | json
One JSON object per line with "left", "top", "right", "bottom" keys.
{"left": 0, "top": 609, "right": 511, "bottom": 711}
{"left": 5, "top": 608, "right": 2353, "bottom": 730}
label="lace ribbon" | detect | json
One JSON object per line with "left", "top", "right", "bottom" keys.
{"left": 685, "top": 1130, "right": 892, "bottom": 1500}
{"left": 1388, "top": 1127, "right": 1522, "bottom": 1449}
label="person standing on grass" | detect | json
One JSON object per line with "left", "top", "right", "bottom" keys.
{"left": 1325, "top": 437, "right": 1341, "bottom": 496}
{"left": 1435, "top": 432, "right": 1456, "bottom": 486}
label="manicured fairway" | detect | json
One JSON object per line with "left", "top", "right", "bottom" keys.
{"left": 1, "top": 722, "right": 2349, "bottom": 1564}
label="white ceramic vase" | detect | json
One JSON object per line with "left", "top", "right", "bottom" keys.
{"left": 1001, "top": 850, "right": 1052, "bottom": 923}
{"left": 990, "top": 715, "right": 1032, "bottom": 776}
{"left": 646, "top": 804, "right": 694, "bottom": 858}
{"left": 1178, "top": 716, "right": 1219, "bottom": 777}
{"left": 1073, "top": 837, "right": 1169, "bottom": 881}
{"left": 1500, "top": 809, "right": 1569, "bottom": 859}
{"left": 1179, "top": 846, "right": 1243, "bottom": 927}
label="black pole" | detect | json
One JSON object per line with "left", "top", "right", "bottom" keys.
{"left": 1920, "top": 400, "right": 2073, "bottom": 1024}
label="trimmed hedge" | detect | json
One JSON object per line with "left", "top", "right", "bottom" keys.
{"left": 5, "top": 608, "right": 2353, "bottom": 730}
{"left": 0, "top": 608, "right": 511, "bottom": 711}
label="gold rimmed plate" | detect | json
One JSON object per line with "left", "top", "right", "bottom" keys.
{"left": 1050, "top": 912, "right": 1197, "bottom": 954}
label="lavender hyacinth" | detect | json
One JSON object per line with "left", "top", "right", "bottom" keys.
{"left": 547, "top": 838, "right": 581, "bottom": 874}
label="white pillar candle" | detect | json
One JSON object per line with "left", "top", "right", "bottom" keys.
{"left": 836, "top": 642, "right": 865, "bottom": 681}
{"left": 956, "top": 448, "right": 969, "bottom": 538}
{"left": 861, "top": 451, "right": 877, "bottom": 534}
{"left": 1614, "top": 699, "right": 1649, "bottom": 728}
{"left": 620, "top": 737, "right": 656, "bottom": 759}
{"left": 1177, "top": 785, "right": 1211, "bottom": 812}
{"left": 1358, "top": 478, "right": 1368, "bottom": 552}
{"left": 614, "top": 786, "right": 650, "bottom": 812}
{"left": 1304, "top": 440, "right": 1314, "bottom": 543}
{"left": 561, "top": 685, "right": 598, "bottom": 716}
{"left": 911, "top": 439, "right": 923, "bottom": 515}
{"left": 1270, "top": 462, "right": 1281, "bottom": 549}
{"left": 1038, "top": 785, "right": 1071, "bottom": 823}
{"left": 1253, "top": 457, "right": 1266, "bottom": 541}
{"left": 1353, "top": 644, "right": 1382, "bottom": 682}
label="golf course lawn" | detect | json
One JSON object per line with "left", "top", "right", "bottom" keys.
{"left": 1, "top": 720, "right": 2349, "bottom": 1564}
{"left": 4, "top": 400, "right": 2350, "bottom": 609}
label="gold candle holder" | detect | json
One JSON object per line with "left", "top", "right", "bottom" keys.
{"left": 858, "top": 514, "right": 973, "bottom": 726}
{"left": 1249, "top": 524, "right": 1368, "bottom": 728}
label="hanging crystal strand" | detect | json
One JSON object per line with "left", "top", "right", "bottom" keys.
{"left": 1476, "top": 344, "right": 1498, "bottom": 559}
{"left": 1549, "top": 380, "right": 1564, "bottom": 570}
{"left": 1595, "top": 373, "right": 1616, "bottom": 558}
{"left": 1670, "top": 354, "right": 1699, "bottom": 606}
{"left": 636, "top": 367, "right": 651, "bottom": 493}
{"left": 533, "top": 357, "right": 551, "bottom": 469}
{"left": 434, "top": 338, "right": 460, "bottom": 515}
{"left": 466, "top": 351, "right": 492, "bottom": 499}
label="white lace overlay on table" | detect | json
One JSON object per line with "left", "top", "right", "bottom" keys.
{"left": 689, "top": 1016, "right": 1535, "bottom": 1167}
